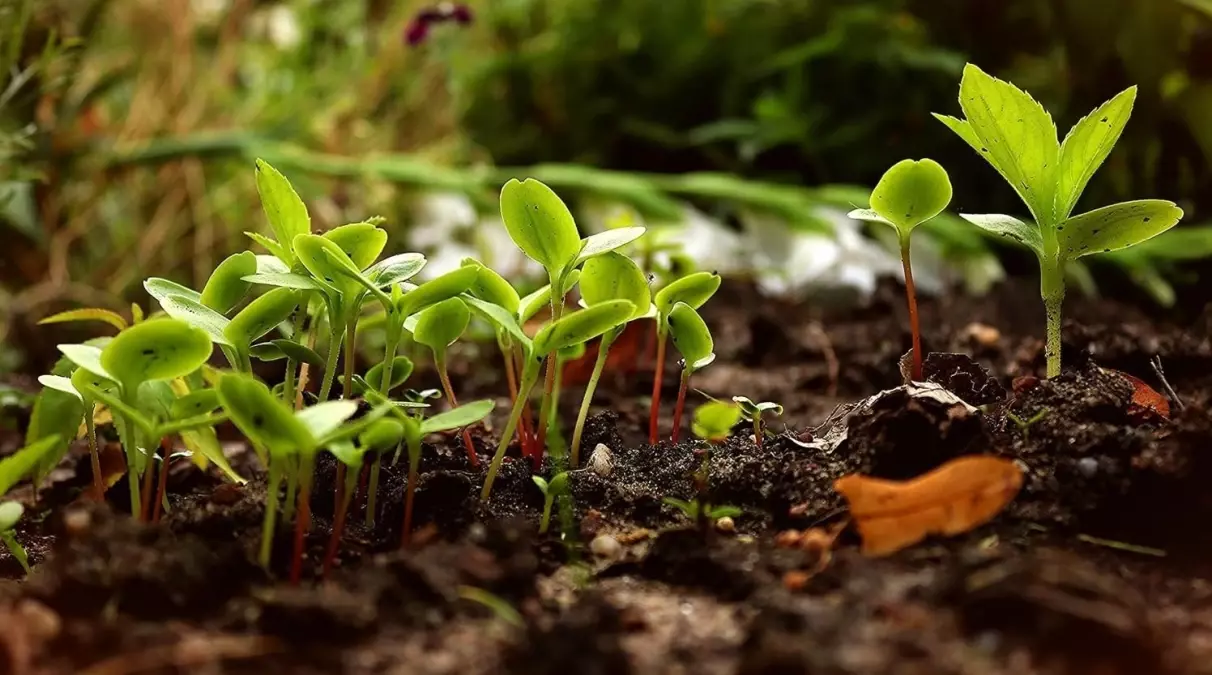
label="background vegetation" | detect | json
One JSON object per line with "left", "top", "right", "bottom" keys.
{"left": 4, "top": 0, "right": 1212, "bottom": 373}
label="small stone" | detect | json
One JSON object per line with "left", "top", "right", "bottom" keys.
{"left": 62, "top": 507, "right": 91, "bottom": 536}
{"left": 589, "top": 534, "right": 622, "bottom": 560}
{"left": 782, "top": 570, "right": 811, "bottom": 592}
{"left": 1012, "top": 375, "right": 1040, "bottom": 395}
{"left": 1077, "top": 457, "right": 1099, "bottom": 478}
{"left": 211, "top": 483, "right": 243, "bottom": 506}
{"left": 775, "top": 530, "right": 804, "bottom": 548}
{"left": 715, "top": 516, "right": 735, "bottom": 533}
{"left": 589, "top": 443, "right": 614, "bottom": 478}
{"left": 964, "top": 322, "right": 1001, "bottom": 348}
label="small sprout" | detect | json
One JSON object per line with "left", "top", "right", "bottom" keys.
{"left": 413, "top": 298, "right": 479, "bottom": 465}
{"left": 935, "top": 64, "right": 1183, "bottom": 377}
{"left": 663, "top": 497, "right": 742, "bottom": 523}
{"left": 667, "top": 302, "right": 715, "bottom": 443}
{"left": 1006, "top": 409, "right": 1049, "bottom": 440}
{"left": 532, "top": 471, "right": 569, "bottom": 534}
{"left": 253, "top": 158, "right": 311, "bottom": 267}
{"left": 649, "top": 271, "right": 721, "bottom": 443}
{"left": 692, "top": 401, "right": 742, "bottom": 443}
{"left": 39, "top": 307, "right": 129, "bottom": 332}
{"left": 457, "top": 586, "right": 524, "bottom": 629}
{"left": 732, "top": 396, "right": 784, "bottom": 450}
{"left": 0, "top": 502, "right": 28, "bottom": 573}
{"left": 848, "top": 159, "right": 952, "bottom": 381}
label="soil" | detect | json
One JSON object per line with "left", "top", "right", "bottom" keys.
{"left": 1, "top": 277, "right": 1211, "bottom": 675}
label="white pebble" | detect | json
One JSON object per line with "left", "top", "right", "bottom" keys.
{"left": 589, "top": 534, "right": 622, "bottom": 560}
{"left": 715, "top": 516, "right": 736, "bottom": 533}
{"left": 589, "top": 443, "right": 614, "bottom": 478}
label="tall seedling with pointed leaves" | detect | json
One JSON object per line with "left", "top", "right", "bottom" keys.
{"left": 649, "top": 272, "right": 721, "bottom": 443}
{"left": 848, "top": 159, "right": 952, "bottom": 381}
{"left": 413, "top": 298, "right": 480, "bottom": 465}
{"left": 934, "top": 64, "right": 1183, "bottom": 377}
{"left": 666, "top": 303, "right": 715, "bottom": 443}
{"left": 499, "top": 178, "right": 644, "bottom": 456}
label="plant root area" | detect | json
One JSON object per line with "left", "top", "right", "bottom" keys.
{"left": 2, "top": 280, "right": 1211, "bottom": 675}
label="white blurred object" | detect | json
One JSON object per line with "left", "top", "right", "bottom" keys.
{"left": 265, "top": 5, "right": 302, "bottom": 49}
{"left": 409, "top": 192, "right": 542, "bottom": 280}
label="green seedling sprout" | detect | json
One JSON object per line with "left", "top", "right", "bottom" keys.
{"left": 481, "top": 300, "right": 637, "bottom": 501}
{"left": 499, "top": 178, "right": 644, "bottom": 458}
{"left": 731, "top": 396, "right": 784, "bottom": 450}
{"left": 0, "top": 435, "right": 63, "bottom": 574}
{"left": 569, "top": 251, "right": 653, "bottom": 467}
{"left": 1006, "top": 409, "right": 1050, "bottom": 440}
{"left": 666, "top": 303, "right": 716, "bottom": 443}
{"left": 0, "top": 502, "right": 28, "bottom": 574}
{"left": 686, "top": 400, "right": 742, "bottom": 531}
{"left": 649, "top": 271, "right": 722, "bottom": 444}
{"left": 531, "top": 472, "right": 569, "bottom": 535}
{"left": 934, "top": 64, "right": 1184, "bottom": 377}
{"left": 848, "top": 159, "right": 953, "bottom": 381}
{"left": 662, "top": 497, "right": 742, "bottom": 524}
{"left": 413, "top": 297, "right": 480, "bottom": 465}
{"left": 321, "top": 417, "right": 405, "bottom": 575}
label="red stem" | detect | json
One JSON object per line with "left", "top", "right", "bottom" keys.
{"left": 901, "top": 240, "right": 922, "bottom": 381}
{"left": 648, "top": 331, "right": 668, "bottom": 444}
{"left": 334, "top": 463, "right": 345, "bottom": 510}
{"left": 290, "top": 471, "right": 313, "bottom": 585}
{"left": 670, "top": 369, "right": 690, "bottom": 443}
{"left": 401, "top": 463, "right": 417, "bottom": 549}
{"left": 322, "top": 485, "right": 349, "bottom": 577}
{"left": 436, "top": 356, "right": 479, "bottom": 467}
{"left": 535, "top": 352, "right": 556, "bottom": 453}
{"left": 512, "top": 347, "right": 537, "bottom": 461}
{"left": 153, "top": 450, "right": 171, "bottom": 523}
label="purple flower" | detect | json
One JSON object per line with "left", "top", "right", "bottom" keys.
{"left": 404, "top": 3, "right": 473, "bottom": 47}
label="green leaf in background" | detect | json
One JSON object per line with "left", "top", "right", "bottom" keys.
{"left": 1059, "top": 200, "right": 1184, "bottom": 259}
{"left": 57, "top": 344, "right": 112, "bottom": 380}
{"left": 368, "top": 253, "right": 427, "bottom": 287}
{"left": 499, "top": 178, "right": 582, "bottom": 273}
{"left": 574, "top": 226, "right": 647, "bottom": 266}
{"left": 691, "top": 401, "right": 742, "bottom": 442}
{"left": 100, "top": 319, "right": 212, "bottom": 389}
{"left": 395, "top": 265, "right": 479, "bottom": 318}
{"left": 255, "top": 159, "right": 310, "bottom": 265}
{"left": 413, "top": 298, "right": 471, "bottom": 351}
{"left": 38, "top": 308, "right": 128, "bottom": 332}
{"left": 463, "top": 259, "right": 521, "bottom": 314}
{"left": 359, "top": 418, "right": 406, "bottom": 452}
{"left": 1054, "top": 87, "right": 1137, "bottom": 220}
{"left": 461, "top": 296, "right": 531, "bottom": 349}
{"left": 517, "top": 270, "right": 581, "bottom": 323}
{"left": 216, "top": 373, "right": 314, "bottom": 454}
{"left": 323, "top": 221, "right": 388, "bottom": 270}
{"left": 0, "top": 436, "right": 62, "bottom": 495}
{"left": 364, "top": 356, "right": 414, "bottom": 393}
{"left": 295, "top": 400, "right": 360, "bottom": 440}
{"left": 144, "top": 277, "right": 203, "bottom": 305}
{"left": 421, "top": 399, "right": 495, "bottom": 434}
{"left": 200, "top": 251, "right": 257, "bottom": 313}
{"left": 533, "top": 300, "right": 636, "bottom": 355}
{"left": 271, "top": 339, "right": 325, "bottom": 368}
{"left": 171, "top": 389, "right": 221, "bottom": 419}
{"left": 667, "top": 302, "right": 715, "bottom": 371}
{"left": 153, "top": 293, "right": 234, "bottom": 347}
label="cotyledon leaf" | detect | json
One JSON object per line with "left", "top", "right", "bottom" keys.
{"left": 959, "top": 214, "right": 1044, "bottom": 256}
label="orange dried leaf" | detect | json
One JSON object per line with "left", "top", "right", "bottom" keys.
{"left": 834, "top": 455, "right": 1023, "bottom": 557}
{"left": 1110, "top": 370, "right": 1170, "bottom": 422}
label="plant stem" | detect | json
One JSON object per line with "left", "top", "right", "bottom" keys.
{"left": 289, "top": 455, "right": 316, "bottom": 585}
{"left": 435, "top": 352, "right": 479, "bottom": 466}
{"left": 295, "top": 322, "right": 319, "bottom": 410}
{"left": 534, "top": 294, "right": 566, "bottom": 454}
{"left": 283, "top": 455, "right": 299, "bottom": 521}
{"left": 482, "top": 361, "right": 541, "bottom": 501}
{"left": 401, "top": 438, "right": 421, "bottom": 548}
{"left": 365, "top": 457, "right": 380, "bottom": 528}
{"left": 900, "top": 236, "right": 922, "bottom": 382}
{"left": 570, "top": 332, "right": 615, "bottom": 467}
{"left": 538, "top": 495, "right": 554, "bottom": 534}
{"left": 117, "top": 413, "right": 141, "bottom": 516}
{"left": 342, "top": 319, "right": 357, "bottom": 399}
{"left": 363, "top": 319, "right": 403, "bottom": 528}
{"left": 501, "top": 339, "right": 530, "bottom": 454}
{"left": 753, "top": 418, "right": 763, "bottom": 450}
{"left": 1, "top": 532, "right": 29, "bottom": 574}
{"left": 323, "top": 467, "right": 357, "bottom": 576}
{"left": 648, "top": 328, "right": 668, "bottom": 444}
{"left": 153, "top": 448, "right": 171, "bottom": 522}
{"left": 1041, "top": 260, "right": 1065, "bottom": 378}
{"left": 670, "top": 368, "right": 690, "bottom": 443}
{"left": 282, "top": 302, "right": 309, "bottom": 405}
{"left": 317, "top": 323, "right": 343, "bottom": 403}
{"left": 259, "top": 460, "right": 283, "bottom": 569}
{"left": 84, "top": 407, "right": 103, "bottom": 500}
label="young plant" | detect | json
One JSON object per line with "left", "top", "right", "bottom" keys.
{"left": 569, "top": 251, "right": 653, "bottom": 467}
{"left": 934, "top": 64, "right": 1184, "bottom": 377}
{"left": 531, "top": 471, "right": 568, "bottom": 534}
{"left": 322, "top": 417, "right": 405, "bottom": 575}
{"left": 686, "top": 400, "right": 742, "bottom": 531}
{"left": 649, "top": 271, "right": 722, "bottom": 443}
{"left": 412, "top": 297, "right": 479, "bottom": 465}
{"left": 848, "top": 159, "right": 953, "bottom": 381}
{"left": 0, "top": 435, "right": 64, "bottom": 574}
{"left": 666, "top": 302, "right": 715, "bottom": 443}
{"left": 662, "top": 497, "right": 742, "bottom": 524}
{"left": 731, "top": 396, "right": 784, "bottom": 450}
{"left": 499, "top": 178, "right": 644, "bottom": 456}
{"left": 481, "top": 300, "right": 637, "bottom": 501}
{"left": 0, "top": 503, "right": 28, "bottom": 573}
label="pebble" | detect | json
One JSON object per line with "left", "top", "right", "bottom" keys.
{"left": 211, "top": 483, "right": 243, "bottom": 506}
{"left": 964, "top": 322, "right": 1002, "bottom": 348}
{"left": 715, "top": 516, "right": 735, "bottom": 533}
{"left": 589, "top": 534, "right": 622, "bottom": 560}
{"left": 589, "top": 443, "right": 614, "bottom": 478}
{"left": 62, "top": 507, "right": 91, "bottom": 536}
{"left": 1077, "top": 457, "right": 1099, "bottom": 478}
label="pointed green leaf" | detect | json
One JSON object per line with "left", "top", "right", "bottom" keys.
{"left": 413, "top": 297, "right": 470, "bottom": 351}
{"left": 0, "top": 436, "right": 62, "bottom": 495}
{"left": 558, "top": 341, "right": 587, "bottom": 362}
{"left": 255, "top": 159, "right": 310, "bottom": 264}
{"left": 200, "top": 251, "right": 257, "bottom": 313}
{"left": 499, "top": 178, "right": 582, "bottom": 272}
{"left": 242, "top": 272, "right": 327, "bottom": 292}
{"left": 144, "top": 277, "right": 202, "bottom": 305}
{"left": 224, "top": 288, "right": 299, "bottom": 346}
{"left": 865, "top": 159, "right": 952, "bottom": 232}
{"left": 960, "top": 213, "right": 1044, "bottom": 255}
{"left": 1059, "top": 200, "right": 1184, "bottom": 260}
{"left": 327, "top": 440, "right": 366, "bottom": 469}
{"left": 324, "top": 222, "right": 388, "bottom": 271}
{"left": 153, "top": 293, "right": 233, "bottom": 347}
{"left": 216, "top": 373, "right": 314, "bottom": 453}
{"left": 396, "top": 265, "right": 479, "bottom": 318}
{"left": 574, "top": 226, "right": 647, "bottom": 266}
{"left": 256, "top": 255, "right": 289, "bottom": 274}
{"left": 654, "top": 271, "right": 722, "bottom": 317}
{"left": 249, "top": 342, "right": 286, "bottom": 362}
{"left": 365, "top": 356, "right": 414, "bottom": 393}
{"left": 368, "top": 252, "right": 427, "bottom": 287}
{"left": 1054, "top": 87, "right": 1137, "bottom": 221}
{"left": 462, "top": 296, "right": 531, "bottom": 351}
{"left": 532, "top": 476, "right": 549, "bottom": 494}
{"left": 25, "top": 389, "right": 82, "bottom": 483}
{"left": 38, "top": 308, "right": 128, "bottom": 332}
{"left": 57, "top": 344, "right": 112, "bottom": 380}
{"left": 171, "top": 389, "right": 220, "bottom": 419}
{"left": 580, "top": 251, "right": 651, "bottom": 319}
{"left": 272, "top": 339, "right": 325, "bottom": 368}
{"left": 846, "top": 209, "right": 893, "bottom": 226}
{"left": 294, "top": 233, "right": 360, "bottom": 290}
{"left": 37, "top": 375, "right": 82, "bottom": 400}
{"left": 245, "top": 232, "right": 292, "bottom": 265}
{"left": 420, "top": 399, "right": 494, "bottom": 434}
{"left": 180, "top": 426, "right": 245, "bottom": 484}
{"left": 667, "top": 302, "right": 714, "bottom": 371}
{"left": 295, "top": 400, "right": 360, "bottom": 440}
{"left": 517, "top": 270, "right": 581, "bottom": 323}
{"left": 100, "top": 318, "right": 213, "bottom": 389}
{"left": 463, "top": 259, "right": 520, "bottom": 314}
{"left": 691, "top": 401, "right": 742, "bottom": 442}
{"left": 533, "top": 300, "right": 636, "bottom": 355}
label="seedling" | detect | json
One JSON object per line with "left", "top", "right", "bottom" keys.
{"left": 0, "top": 435, "right": 64, "bottom": 574}
{"left": 499, "top": 178, "right": 644, "bottom": 457}
{"left": 531, "top": 471, "right": 569, "bottom": 534}
{"left": 570, "top": 251, "right": 653, "bottom": 466}
{"left": 732, "top": 396, "right": 784, "bottom": 450}
{"left": 935, "top": 64, "right": 1183, "bottom": 377}
{"left": 481, "top": 300, "right": 637, "bottom": 501}
{"left": 1006, "top": 409, "right": 1049, "bottom": 440}
{"left": 322, "top": 417, "right": 404, "bottom": 575}
{"left": 848, "top": 159, "right": 953, "bottom": 381}
{"left": 662, "top": 497, "right": 742, "bottom": 523}
{"left": 412, "top": 297, "right": 479, "bottom": 465}
{"left": 666, "top": 302, "right": 716, "bottom": 443}
{"left": 649, "top": 271, "right": 722, "bottom": 443}
{"left": 0, "top": 503, "right": 27, "bottom": 573}
{"left": 685, "top": 400, "right": 743, "bottom": 531}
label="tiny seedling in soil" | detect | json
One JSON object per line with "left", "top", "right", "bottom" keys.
{"left": 662, "top": 497, "right": 742, "bottom": 525}
{"left": 649, "top": 271, "right": 722, "bottom": 443}
{"left": 681, "top": 400, "right": 743, "bottom": 532}
{"left": 532, "top": 471, "right": 569, "bottom": 534}
{"left": 0, "top": 502, "right": 28, "bottom": 573}
{"left": 848, "top": 158, "right": 953, "bottom": 381}
{"left": 731, "top": 396, "right": 784, "bottom": 449}
{"left": 1006, "top": 409, "right": 1050, "bottom": 440}
{"left": 934, "top": 63, "right": 1183, "bottom": 377}
{"left": 413, "top": 297, "right": 480, "bottom": 465}
{"left": 666, "top": 302, "right": 716, "bottom": 443}
{"left": 322, "top": 417, "right": 405, "bottom": 575}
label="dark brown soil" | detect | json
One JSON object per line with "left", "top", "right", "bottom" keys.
{"left": 1, "top": 278, "right": 1211, "bottom": 674}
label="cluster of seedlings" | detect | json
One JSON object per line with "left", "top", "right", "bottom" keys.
{"left": 0, "top": 63, "right": 1182, "bottom": 578}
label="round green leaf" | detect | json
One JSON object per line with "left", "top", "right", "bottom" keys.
{"left": 359, "top": 419, "right": 406, "bottom": 452}
{"left": 295, "top": 400, "right": 360, "bottom": 441}
{"left": 654, "top": 271, "right": 721, "bottom": 318}
{"left": 368, "top": 253, "right": 426, "bottom": 287}
{"left": 216, "top": 373, "right": 314, "bottom": 453}
{"left": 499, "top": 178, "right": 582, "bottom": 272}
{"left": 324, "top": 222, "right": 388, "bottom": 270}
{"left": 533, "top": 300, "right": 636, "bottom": 355}
{"left": 557, "top": 341, "right": 586, "bottom": 363}
{"left": 463, "top": 259, "right": 520, "bottom": 314}
{"left": 580, "top": 251, "right": 651, "bottom": 319}
{"left": 272, "top": 339, "right": 325, "bottom": 368}
{"left": 200, "top": 251, "right": 257, "bottom": 313}
{"left": 667, "top": 302, "right": 714, "bottom": 371}
{"left": 365, "top": 356, "right": 414, "bottom": 393}
{"left": 413, "top": 298, "right": 471, "bottom": 351}
{"left": 692, "top": 401, "right": 742, "bottom": 442}
{"left": 868, "top": 158, "right": 953, "bottom": 233}
{"left": 37, "top": 375, "right": 82, "bottom": 401}
{"left": 396, "top": 266, "right": 479, "bottom": 318}
{"left": 547, "top": 471, "right": 570, "bottom": 493}
{"left": 171, "top": 389, "right": 221, "bottom": 419}
{"left": 57, "top": 344, "right": 112, "bottom": 380}
{"left": 224, "top": 288, "right": 299, "bottom": 347}
{"left": 0, "top": 502, "right": 23, "bottom": 531}
{"left": 100, "top": 319, "right": 213, "bottom": 389}
{"left": 294, "top": 234, "right": 362, "bottom": 291}
{"left": 249, "top": 342, "right": 286, "bottom": 362}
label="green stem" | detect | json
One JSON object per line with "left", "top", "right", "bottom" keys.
{"left": 85, "top": 406, "right": 103, "bottom": 500}
{"left": 534, "top": 286, "right": 566, "bottom": 453}
{"left": 117, "top": 409, "right": 141, "bottom": 515}
{"left": 282, "top": 301, "right": 309, "bottom": 404}
{"left": 342, "top": 319, "right": 358, "bottom": 399}
{"left": 482, "top": 360, "right": 541, "bottom": 501}
{"left": 570, "top": 331, "right": 615, "bottom": 468}
{"left": 365, "top": 457, "right": 381, "bottom": 528}
{"left": 364, "top": 319, "right": 403, "bottom": 528}
{"left": 538, "top": 495, "right": 554, "bottom": 534}
{"left": 283, "top": 455, "right": 299, "bottom": 521}
{"left": 259, "top": 459, "right": 283, "bottom": 569}
{"left": 0, "top": 531, "right": 29, "bottom": 574}
{"left": 1042, "top": 260, "right": 1066, "bottom": 378}
{"left": 402, "top": 438, "right": 422, "bottom": 547}
{"left": 289, "top": 454, "right": 316, "bottom": 585}
{"left": 317, "top": 323, "right": 343, "bottom": 402}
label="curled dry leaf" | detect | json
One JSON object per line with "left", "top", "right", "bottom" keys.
{"left": 834, "top": 455, "right": 1023, "bottom": 557}
{"left": 1104, "top": 369, "right": 1170, "bottom": 422}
